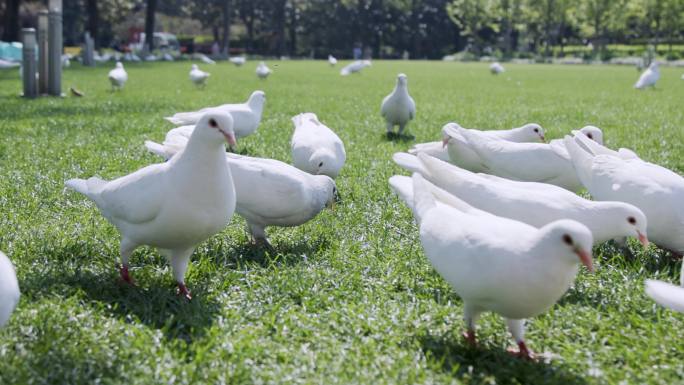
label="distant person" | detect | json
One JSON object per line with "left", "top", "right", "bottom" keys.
{"left": 353, "top": 47, "right": 362, "bottom": 60}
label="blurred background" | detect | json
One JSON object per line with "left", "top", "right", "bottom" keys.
{"left": 1, "top": 0, "right": 683, "bottom": 63}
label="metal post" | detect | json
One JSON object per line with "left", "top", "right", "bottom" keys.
{"left": 22, "top": 28, "right": 37, "bottom": 98}
{"left": 38, "top": 11, "right": 49, "bottom": 94}
{"left": 48, "top": 0, "right": 63, "bottom": 96}
{"left": 83, "top": 31, "right": 94, "bottom": 66}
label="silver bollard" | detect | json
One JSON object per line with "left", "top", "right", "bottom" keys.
{"left": 22, "top": 28, "right": 37, "bottom": 98}
{"left": 48, "top": 0, "right": 63, "bottom": 96}
{"left": 38, "top": 10, "right": 49, "bottom": 94}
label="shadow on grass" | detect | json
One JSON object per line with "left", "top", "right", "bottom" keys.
{"left": 418, "top": 332, "right": 588, "bottom": 385}
{"left": 383, "top": 132, "right": 415, "bottom": 143}
{"left": 21, "top": 262, "right": 221, "bottom": 344}
{"left": 223, "top": 233, "right": 332, "bottom": 268}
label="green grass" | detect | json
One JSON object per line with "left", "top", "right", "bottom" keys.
{"left": 0, "top": 60, "right": 683, "bottom": 384}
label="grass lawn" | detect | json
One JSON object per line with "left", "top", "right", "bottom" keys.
{"left": 0, "top": 60, "right": 683, "bottom": 384}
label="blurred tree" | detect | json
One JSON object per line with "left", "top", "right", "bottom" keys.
{"left": 86, "top": 0, "right": 99, "bottom": 48}
{"left": 144, "top": 0, "right": 157, "bottom": 51}
{"left": 2, "top": 0, "right": 20, "bottom": 42}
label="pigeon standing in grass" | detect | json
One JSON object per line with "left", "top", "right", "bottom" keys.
{"left": 0, "top": 251, "right": 20, "bottom": 328}
{"left": 415, "top": 122, "right": 545, "bottom": 166}
{"left": 393, "top": 152, "right": 649, "bottom": 247}
{"left": 634, "top": 62, "right": 660, "bottom": 89}
{"left": 490, "top": 62, "right": 505, "bottom": 74}
{"left": 291, "top": 113, "right": 346, "bottom": 178}
{"left": 65, "top": 112, "right": 238, "bottom": 299}
{"left": 165, "top": 91, "right": 266, "bottom": 139}
{"left": 328, "top": 55, "right": 337, "bottom": 66}
{"left": 189, "top": 64, "right": 210, "bottom": 88}
{"left": 381, "top": 73, "right": 416, "bottom": 137}
{"left": 145, "top": 135, "right": 339, "bottom": 247}
{"left": 230, "top": 56, "right": 246, "bottom": 66}
{"left": 256, "top": 61, "right": 271, "bottom": 79}
{"left": 564, "top": 134, "right": 684, "bottom": 256}
{"left": 340, "top": 60, "right": 371, "bottom": 76}
{"left": 108, "top": 62, "right": 127, "bottom": 91}
{"left": 395, "top": 174, "right": 594, "bottom": 360}
{"left": 456, "top": 126, "right": 582, "bottom": 191}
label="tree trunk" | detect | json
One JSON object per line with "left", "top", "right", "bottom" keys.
{"left": 221, "top": 0, "right": 230, "bottom": 57}
{"left": 145, "top": 0, "right": 157, "bottom": 51}
{"left": 288, "top": 3, "right": 297, "bottom": 56}
{"left": 274, "top": 0, "right": 286, "bottom": 57}
{"left": 86, "top": 0, "right": 99, "bottom": 49}
{"left": 2, "top": 0, "right": 20, "bottom": 42}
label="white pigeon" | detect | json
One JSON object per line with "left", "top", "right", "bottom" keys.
{"left": 414, "top": 122, "right": 546, "bottom": 167}
{"left": 340, "top": 60, "right": 371, "bottom": 76}
{"left": 634, "top": 61, "right": 660, "bottom": 89}
{"left": 381, "top": 73, "right": 416, "bottom": 136}
{"left": 393, "top": 152, "right": 649, "bottom": 246}
{"left": 165, "top": 91, "right": 266, "bottom": 139}
{"left": 108, "top": 62, "right": 128, "bottom": 91}
{"left": 328, "top": 55, "right": 337, "bottom": 66}
{"left": 457, "top": 126, "right": 583, "bottom": 191}
{"left": 145, "top": 136, "right": 338, "bottom": 246}
{"left": 0, "top": 251, "right": 20, "bottom": 328}
{"left": 230, "top": 56, "right": 246, "bottom": 66}
{"left": 61, "top": 54, "right": 71, "bottom": 68}
{"left": 490, "top": 62, "right": 505, "bottom": 74}
{"left": 645, "top": 267, "right": 684, "bottom": 313}
{"left": 189, "top": 64, "right": 210, "bottom": 87}
{"left": 144, "top": 54, "right": 158, "bottom": 62}
{"left": 199, "top": 54, "right": 216, "bottom": 65}
{"left": 256, "top": 61, "right": 271, "bottom": 79}
{"left": 564, "top": 135, "right": 684, "bottom": 255}
{"left": 291, "top": 112, "right": 346, "bottom": 178}
{"left": 397, "top": 173, "right": 594, "bottom": 359}
{"left": 65, "top": 112, "right": 238, "bottom": 299}
{"left": 162, "top": 52, "right": 174, "bottom": 61}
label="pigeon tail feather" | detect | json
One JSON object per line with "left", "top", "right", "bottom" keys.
{"left": 388, "top": 175, "right": 415, "bottom": 211}
{"left": 411, "top": 173, "right": 436, "bottom": 222}
{"left": 392, "top": 152, "right": 427, "bottom": 175}
{"left": 145, "top": 140, "right": 169, "bottom": 159}
{"left": 563, "top": 136, "right": 594, "bottom": 189}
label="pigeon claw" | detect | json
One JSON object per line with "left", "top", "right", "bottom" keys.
{"left": 462, "top": 330, "right": 477, "bottom": 348}
{"left": 176, "top": 283, "right": 192, "bottom": 300}
{"left": 507, "top": 341, "right": 535, "bottom": 361}
{"left": 119, "top": 265, "right": 136, "bottom": 286}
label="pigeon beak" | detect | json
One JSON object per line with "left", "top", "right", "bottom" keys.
{"left": 222, "top": 131, "right": 237, "bottom": 148}
{"left": 442, "top": 137, "right": 450, "bottom": 148}
{"left": 637, "top": 231, "right": 649, "bottom": 247}
{"left": 539, "top": 134, "right": 546, "bottom": 143}
{"left": 575, "top": 247, "right": 594, "bottom": 273}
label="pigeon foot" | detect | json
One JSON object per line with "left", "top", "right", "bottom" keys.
{"left": 119, "top": 265, "right": 136, "bottom": 286}
{"left": 176, "top": 283, "right": 192, "bottom": 300}
{"left": 507, "top": 341, "right": 535, "bottom": 361}
{"left": 462, "top": 330, "right": 477, "bottom": 347}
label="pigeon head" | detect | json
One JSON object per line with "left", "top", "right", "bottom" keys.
{"left": 317, "top": 176, "right": 339, "bottom": 209}
{"left": 248, "top": 91, "right": 266, "bottom": 108}
{"left": 522, "top": 123, "right": 545, "bottom": 142}
{"left": 617, "top": 204, "right": 649, "bottom": 247}
{"left": 310, "top": 149, "right": 338, "bottom": 178}
{"left": 540, "top": 220, "right": 594, "bottom": 273}
{"left": 578, "top": 125, "right": 603, "bottom": 145}
{"left": 194, "top": 112, "right": 236, "bottom": 147}
{"left": 397, "top": 73, "right": 408, "bottom": 87}
{"left": 115, "top": 61, "right": 124, "bottom": 69}
{"left": 441, "top": 122, "right": 463, "bottom": 147}
{"left": 191, "top": 64, "right": 198, "bottom": 70}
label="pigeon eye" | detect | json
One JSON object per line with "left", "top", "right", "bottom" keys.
{"left": 628, "top": 216, "right": 636, "bottom": 225}
{"left": 209, "top": 119, "right": 218, "bottom": 128}
{"left": 587, "top": 133, "right": 593, "bottom": 139}
{"left": 562, "top": 234, "right": 573, "bottom": 245}
{"left": 318, "top": 162, "right": 323, "bottom": 167}
{"left": 533, "top": 128, "right": 538, "bottom": 133}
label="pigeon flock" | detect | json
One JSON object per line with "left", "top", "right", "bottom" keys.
{"left": 1, "top": 59, "right": 682, "bottom": 367}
